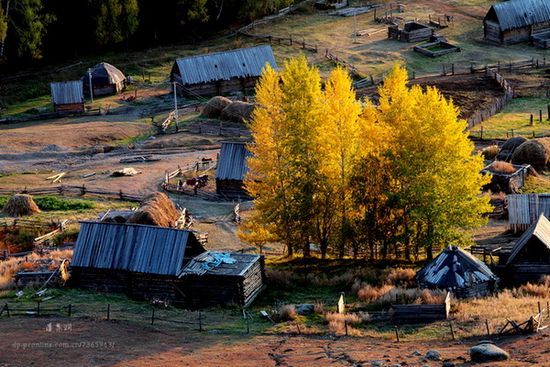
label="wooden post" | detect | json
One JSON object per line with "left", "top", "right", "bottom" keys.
{"left": 246, "top": 312, "right": 250, "bottom": 334}
{"left": 68, "top": 304, "right": 72, "bottom": 317}
{"left": 296, "top": 322, "right": 301, "bottom": 334}
{"left": 470, "top": 63, "right": 474, "bottom": 73}
{"left": 480, "top": 125, "right": 484, "bottom": 140}
{"left": 198, "top": 311, "right": 203, "bottom": 332}
{"left": 511, "top": 129, "right": 514, "bottom": 137}
{"left": 107, "top": 303, "right": 110, "bottom": 321}
{"left": 151, "top": 308, "right": 155, "bottom": 325}
{"left": 442, "top": 64, "right": 446, "bottom": 76}
{"left": 37, "top": 301, "right": 41, "bottom": 317}
{"left": 485, "top": 319, "right": 490, "bottom": 336}
{"left": 451, "top": 63, "right": 455, "bottom": 75}
{"left": 538, "top": 301, "right": 542, "bottom": 316}
{"left": 412, "top": 71, "right": 415, "bottom": 79}
{"left": 540, "top": 110, "right": 543, "bottom": 123}
{"left": 530, "top": 114, "right": 534, "bottom": 126}
{"left": 394, "top": 325, "right": 400, "bottom": 342}
{"left": 449, "top": 322, "right": 455, "bottom": 340}
{"left": 344, "top": 320, "right": 348, "bottom": 336}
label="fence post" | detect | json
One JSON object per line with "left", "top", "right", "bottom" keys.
{"left": 245, "top": 311, "right": 250, "bottom": 334}
{"left": 344, "top": 320, "right": 348, "bottom": 336}
{"left": 37, "top": 301, "right": 41, "bottom": 317}
{"left": 540, "top": 110, "right": 543, "bottom": 123}
{"left": 485, "top": 319, "right": 490, "bottom": 336}
{"left": 530, "top": 114, "right": 534, "bottom": 126}
{"left": 68, "top": 304, "right": 72, "bottom": 317}
{"left": 412, "top": 71, "right": 415, "bottom": 79}
{"left": 449, "top": 322, "right": 455, "bottom": 340}
{"left": 289, "top": 35, "right": 293, "bottom": 45}
{"left": 480, "top": 126, "right": 484, "bottom": 140}
{"left": 394, "top": 325, "right": 400, "bottom": 342}
{"left": 451, "top": 63, "right": 454, "bottom": 75}
{"left": 151, "top": 308, "right": 155, "bottom": 325}
{"left": 198, "top": 311, "right": 203, "bottom": 332}
{"left": 107, "top": 303, "right": 110, "bottom": 321}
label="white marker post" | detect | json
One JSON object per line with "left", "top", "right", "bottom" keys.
{"left": 88, "top": 68, "right": 94, "bottom": 103}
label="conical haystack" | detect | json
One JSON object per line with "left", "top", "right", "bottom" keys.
{"left": 511, "top": 139, "right": 550, "bottom": 172}
{"left": 2, "top": 194, "right": 41, "bottom": 217}
{"left": 202, "top": 96, "right": 232, "bottom": 118}
{"left": 127, "top": 192, "right": 180, "bottom": 227}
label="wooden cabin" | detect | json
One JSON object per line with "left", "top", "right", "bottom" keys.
{"left": 499, "top": 214, "right": 550, "bottom": 283}
{"left": 416, "top": 246, "right": 498, "bottom": 298}
{"left": 216, "top": 141, "right": 251, "bottom": 199}
{"left": 170, "top": 45, "right": 277, "bottom": 98}
{"left": 314, "top": 0, "right": 349, "bottom": 10}
{"left": 70, "top": 222, "right": 265, "bottom": 308}
{"left": 82, "top": 62, "right": 127, "bottom": 97}
{"left": 388, "top": 22, "right": 434, "bottom": 42}
{"left": 483, "top": 0, "right": 550, "bottom": 44}
{"left": 178, "top": 251, "right": 265, "bottom": 308}
{"left": 50, "top": 81, "right": 85, "bottom": 114}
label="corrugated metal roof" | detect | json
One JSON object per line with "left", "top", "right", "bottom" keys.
{"left": 72, "top": 221, "right": 203, "bottom": 276}
{"left": 507, "top": 213, "right": 550, "bottom": 264}
{"left": 216, "top": 141, "right": 251, "bottom": 181}
{"left": 416, "top": 246, "right": 497, "bottom": 289}
{"left": 486, "top": 0, "right": 550, "bottom": 31}
{"left": 174, "top": 45, "right": 277, "bottom": 85}
{"left": 50, "top": 80, "right": 84, "bottom": 105}
{"left": 178, "top": 251, "right": 261, "bottom": 277}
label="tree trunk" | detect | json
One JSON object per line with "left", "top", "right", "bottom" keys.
{"left": 320, "top": 238, "right": 329, "bottom": 259}
{"left": 303, "top": 241, "right": 311, "bottom": 258}
{"left": 427, "top": 244, "right": 433, "bottom": 260}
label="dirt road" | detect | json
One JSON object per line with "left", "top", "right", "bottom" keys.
{"left": 0, "top": 317, "right": 548, "bottom": 367}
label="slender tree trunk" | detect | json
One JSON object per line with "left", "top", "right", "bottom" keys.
{"left": 320, "top": 237, "right": 328, "bottom": 259}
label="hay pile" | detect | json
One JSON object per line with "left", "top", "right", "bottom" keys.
{"left": 496, "top": 137, "right": 527, "bottom": 161}
{"left": 489, "top": 161, "right": 517, "bottom": 174}
{"left": 202, "top": 96, "right": 232, "bottom": 118}
{"left": 511, "top": 138, "right": 550, "bottom": 172}
{"left": 2, "top": 194, "right": 41, "bottom": 217}
{"left": 127, "top": 192, "right": 180, "bottom": 227}
{"left": 220, "top": 101, "right": 255, "bottom": 123}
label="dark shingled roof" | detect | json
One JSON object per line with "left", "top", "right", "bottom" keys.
{"left": 72, "top": 222, "right": 205, "bottom": 276}
{"left": 174, "top": 45, "right": 277, "bottom": 85}
{"left": 485, "top": 0, "right": 550, "bottom": 31}
{"left": 416, "top": 246, "right": 498, "bottom": 289}
{"left": 83, "top": 62, "right": 126, "bottom": 86}
{"left": 216, "top": 141, "right": 251, "bottom": 181}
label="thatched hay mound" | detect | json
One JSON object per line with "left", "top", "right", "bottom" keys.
{"left": 220, "top": 101, "right": 255, "bottom": 123}
{"left": 496, "top": 137, "right": 527, "bottom": 161}
{"left": 489, "top": 161, "right": 517, "bottom": 174}
{"left": 127, "top": 192, "right": 179, "bottom": 227}
{"left": 202, "top": 96, "right": 232, "bottom": 118}
{"left": 511, "top": 139, "right": 550, "bottom": 172}
{"left": 2, "top": 194, "right": 41, "bottom": 217}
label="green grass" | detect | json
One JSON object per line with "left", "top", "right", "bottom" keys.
{"left": 470, "top": 97, "right": 550, "bottom": 139}
{"left": 0, "top": 195, "right": 95, "bottom": 212}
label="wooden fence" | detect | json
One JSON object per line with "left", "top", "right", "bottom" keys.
{"left": 507, "top": 194, "right": 550, "bottom": 233}
{"left": 0, "top": 185, "right": 144, "bottom": 202}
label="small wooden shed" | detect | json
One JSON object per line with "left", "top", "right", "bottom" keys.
{"left": 416, "top": 246, "right": 498, "bottom": 298}
{"left": 50, "top": 80, "right": 85, "bottom": 114}
{"left": 481, "top": 162, "right": 530, "bottom": 193}
{"left": 178, "top": 251, "right": 265, "bottom": 308}
{"left": 216, "top": 141, "right": 251, "bottom": 198}
{"left": 500, "top": 214, "right": 550, "bottom": 283}
{"left": 483, "top": 0, "right": 550, "bottom": 44}
{"left": 170, "top": 45, "right": 277, "bottom": 98}
{"left": 83, "top": 62, "right": 127, "bottom": 96}
{"left": 388, "top": 22, "right": 434, "bottom": 42}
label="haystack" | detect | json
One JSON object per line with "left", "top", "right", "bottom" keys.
{"left": 2, "top": 194, "right": 41, "bottom": 217}
{"left": 220, "top": 101, "right": 255, "bottom": 123}
{"left": 202, "top": 96, "right": 232, "bottom": 118}
{"left": 127, "top": 192, "right": 180, "bottom": 227}
{"left": 496, "top": 136, "right": 527, "bottom": 161}
{"left": 511, "top": 139, "right": 550, "bottom": 172}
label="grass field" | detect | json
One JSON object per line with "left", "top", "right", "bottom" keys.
{"left": 470, "top": 98, "right": 550, "bottom": 139}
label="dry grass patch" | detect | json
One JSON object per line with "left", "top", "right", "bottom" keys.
{"left": 490, "top": 161, "right": 517, "bottom": 174}
{"left": 325, "top": 312, "right": 370, "bottom": 336}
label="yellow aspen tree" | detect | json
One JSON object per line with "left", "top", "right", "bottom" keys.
{"left": 318, "top": 67, "right": 363, "bottom": 258}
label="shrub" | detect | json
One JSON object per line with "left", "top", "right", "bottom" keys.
{"left": 516, "top": 276, "right": 550, "bottom": 298}
{"left": 385, "top": 267, "right": 416, "bottom": 287}
{"left": 325, "top": 312, "right": 370, "bottom": 335}
{"left": 278, "top": 304, "right": 297, "bottom": 321}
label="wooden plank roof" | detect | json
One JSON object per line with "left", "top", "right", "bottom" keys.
{"left": 72, "top": 221, "right": 204, "bottom": 276}
{"left": 216, "top": 141, "right": 251, "bottom": 181}
{"left": 50, "top": 80, "right": 84, "bottom": 105}
{"left": 178, "top": 251, "right": 261, "bottom": 277}
{"left": 416, "top": 246, "right": 497, "bottom": 289}
{"left": 507, "top": 213, "right": 550, "bottom": 265}
{"left": 174, "top": 45, "right": 277, "bottom": 85}
{"left": 485, "top": 0, "right": 550, "bottom": 31}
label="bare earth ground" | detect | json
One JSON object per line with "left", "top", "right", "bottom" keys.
{"left": 0, "top": 317, "right": 548, "bottom": 367}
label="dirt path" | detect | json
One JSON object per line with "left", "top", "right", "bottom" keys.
{"left": 0, "top": 317, "right": 548, "bottom": 367}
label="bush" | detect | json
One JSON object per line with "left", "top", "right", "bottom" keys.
{"left": 516, "top": 276, "right": 550, "bottom": 298}
{"left": 278, "top": 304, "right": 297, "bottom": 321}
{"left": 385, "top": 267, "right": 416, "bottom": 287}
{"left": 325, "top": 312, "right": 370, "bottom": 335}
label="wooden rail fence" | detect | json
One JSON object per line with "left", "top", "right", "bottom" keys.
{"left": 0, "top": 185, "right": 144, "bottom": 202}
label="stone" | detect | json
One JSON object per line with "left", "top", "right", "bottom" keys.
{"left": 410, "top": 351, "right": 422, "bottom": 356}
{"left": 470, "top": 341, "right": 509, "bottom": 362}
{"left": 426, "top": 350, "right": 442, "bottom": 361}
{"left": 442, "top": 362, "right": 455, "bottom": 367}
{"left": 294, "top": 304, "right": 314, "bottom": 315}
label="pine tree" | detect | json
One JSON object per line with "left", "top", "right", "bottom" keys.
{"left": 8, "top": 0, "right": 51, "bottom": 59}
